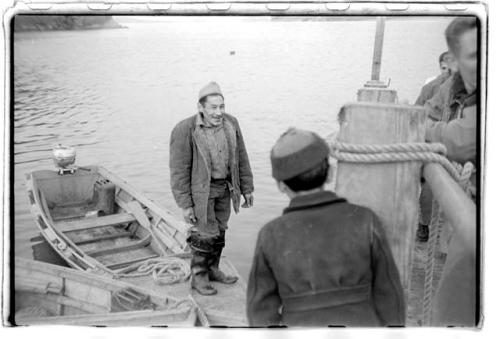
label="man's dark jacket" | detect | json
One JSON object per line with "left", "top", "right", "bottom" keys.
{"left": 415, "top": 72, "right": 451, "bottom": 106}
{"left": 247, "top": 191, "right": 405, "bottom": 327}
{"left": 169, "top": 113, "right": 253, "bottom": 229}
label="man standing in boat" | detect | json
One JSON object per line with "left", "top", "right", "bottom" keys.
{"left": 169, "top": 82, "right": 254, "bottom": 295}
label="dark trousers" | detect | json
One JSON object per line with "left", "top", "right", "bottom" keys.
{"left": 187, "top": 179, "right": 231, "bottom": 250}
{"left": 204, "top": 179, "right": 231, "bottom": 237}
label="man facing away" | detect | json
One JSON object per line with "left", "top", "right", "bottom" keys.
{"left": 246, "top": 128, "right": 405, "bottom": 327}
{"left": 169, "top": 82, "right": 254, "bottom": 295}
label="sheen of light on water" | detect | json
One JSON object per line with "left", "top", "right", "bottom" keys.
{"left": 14, "top": 17, "right": 450, "bottom": 281}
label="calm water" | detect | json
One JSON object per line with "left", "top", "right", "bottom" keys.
{"left": 14, "top": 16, "right": 450, "bottom": 280}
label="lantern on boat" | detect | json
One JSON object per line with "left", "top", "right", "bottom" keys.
{"left": 52, "top": 144, "right": 76, "bottom": 174}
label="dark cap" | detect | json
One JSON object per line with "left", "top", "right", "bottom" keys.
{"left": 270, "top": 128, "right": 330, "bottom": 181}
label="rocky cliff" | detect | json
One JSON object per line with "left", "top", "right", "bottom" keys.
{"left": 14, "top": 15, "right": 125, "bottom": 32}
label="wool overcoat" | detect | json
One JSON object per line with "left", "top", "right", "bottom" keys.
{"left": 246, "top": 191, "right": 405, "bottom": 327}
{"left": 169, "top": 113, "right": 253, "bottom": 231}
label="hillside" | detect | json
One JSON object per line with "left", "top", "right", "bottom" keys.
{"left": 14, "top": 15, "right": 125, "bottom": 32}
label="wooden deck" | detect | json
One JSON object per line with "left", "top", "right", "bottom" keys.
{"left": 121, "top": 256, "right": 248, "bottom": 326}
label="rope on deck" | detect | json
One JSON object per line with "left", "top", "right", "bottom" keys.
{"left": 117, "top": 257, "right": 191, "bottom": 285}
{"left": 329, "top": 139, "right": 475, "bottom": 325}
{"left": 422, "top": 198, "right": 444, "bottom": 325}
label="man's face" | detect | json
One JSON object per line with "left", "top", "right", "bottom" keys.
{"left": 453, "top": 28, "right": 477, "bottom": 92}
{"left": 439, "top": 61, "right": 451, "bottom": 75}
{"left": 199, "top": 95, "right": 225, "bottom": 127}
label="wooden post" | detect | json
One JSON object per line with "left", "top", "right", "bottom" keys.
{"left": 357, "top": 17, "right": 398, "bottom": 104}
{"left": 371, "top": 17, "right": 385, "bottom": 82}
{"left": 335, "top": 102, "right": 426, "bottom": 301}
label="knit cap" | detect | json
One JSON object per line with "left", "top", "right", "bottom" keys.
{"left": 199, "top": 82, "right": 224, "bottom": 101}
{"left": 271, "top": 128, "right": 330, "bottom": 181}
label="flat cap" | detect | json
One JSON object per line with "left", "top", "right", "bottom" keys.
{"left": 199, "top": 81, "right": 224, "bottom": 101}
{"left": 271, "top": 128, "right": 330, "bottom": 181}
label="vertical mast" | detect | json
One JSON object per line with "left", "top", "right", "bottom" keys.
{"left": 371, "top": 17, "right": 385, "bottom": 82}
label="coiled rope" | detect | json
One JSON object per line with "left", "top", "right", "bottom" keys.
{"left": 330, "top": 141, "right": 460, "bottom": 181}
{"left": 329, "top": 139, "right": 474, "bottom": 325}
{"left": 117, "top": 257, "right": 191, "bottom": 285}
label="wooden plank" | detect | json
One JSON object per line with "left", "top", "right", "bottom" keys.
{"left": 423, "top": 163, "right": 477, "bottom": 325}
{"left": 127, "top": 201, "right": 169, "bottom": 256}
{"left": 335, "top": 102, "right": 426, "bottom": 301}
{"left": 115, "top": 191, "right": 187, "bottom": 253}
{"left": 56, "top": 213, "right": 135, "bottom": 233}
{"left": 204, "top": 309, "right": 248, "bottom": 326}
{"left": 106, "top": 254, "right": 159, "bottom": 270}
{"left": 73, "top": 229, "right": 131, "bottom": 245}
{"left": 18, "top": 291, "right": 109, "bottom": 314}
{"left": 15, "top": 307, "right": 197, "bottom": 326}
{"left": 87, "top": 235, "right": 152, "bottom": 257}
{"left": 99, "top": 166, "right": 190, "bottom": 234}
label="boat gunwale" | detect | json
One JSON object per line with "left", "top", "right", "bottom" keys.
{"left": 14, "top": 306, "right": 197, "bottom": 326}
{"left": 25, "top": 166, "right": 190, "bottom": 275}
{"left": 15, "top": 257, "right": 185, "bottom": 305}
{"left": 25, "top": 171, "right": 111, "bottom": 274}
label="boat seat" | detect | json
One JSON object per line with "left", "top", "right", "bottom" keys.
{"left": 106, "top": 254, "right": 159, "bottom": 270}
{"left": 87, "top": 235, "right": 152, "bottom": 257}
{"left": 56, "top": 213, "right": 136, "bottom": 233}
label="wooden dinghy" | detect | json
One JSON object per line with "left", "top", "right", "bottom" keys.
{"left": 14, "top": 257, "right": 198, "bottom": 326}
{"left": 25, "top": 166, "right": 191, "bottom": 276}
{"left": 25, "top": 165, "right": 248, "bottom": 326}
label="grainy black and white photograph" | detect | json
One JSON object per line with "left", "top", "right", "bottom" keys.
{"left": 3, "top": 0, "right": 487, "bottom": 331}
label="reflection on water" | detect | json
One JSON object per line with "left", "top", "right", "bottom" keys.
{"left": 13, "top": 17, "right": 450, "bottom": 280}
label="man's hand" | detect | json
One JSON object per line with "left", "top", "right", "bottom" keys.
{"left": 242, "top": 193, "right": 254, "bottom": 208}
{"left": 183, "top": 207, "right": 197, "bottom": 224}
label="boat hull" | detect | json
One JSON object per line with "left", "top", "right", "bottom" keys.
{"left": 14, "top": 258, "right": 197, "bottom": 326}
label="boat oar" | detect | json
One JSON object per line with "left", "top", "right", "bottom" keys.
{"left": 127, "top": 201, "right": 169, "bottom": 256}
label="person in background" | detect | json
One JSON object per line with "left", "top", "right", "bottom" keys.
{"left": 169, "top": 82, "right": 254, "bottom": 295}
{"left": 423, "top": 17, "right": 478, "bottom": 327}
{"left": 415, "top": 51, "right": 455, "bottom": 242}
{"left": 415, "top": 51, "right": 454, "bottom": 106}
{"left": 425, "top": 18, "right": 477, "bottom": 170}
{"left": 246, "top": 128, "right": 405, "bottom": 327}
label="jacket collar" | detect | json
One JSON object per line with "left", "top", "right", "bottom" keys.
{"left": 283, "top": 191, "right": 346, "bottom": 214}
{"left": 449, "top": 72, "right": 476, "bottom": 109}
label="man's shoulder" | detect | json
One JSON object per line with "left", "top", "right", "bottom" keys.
{"left": 173, "top": 115, "right": 197, "bottom": 132}
{"left": 257, "top": 215, "right": 285, "bottom": 242}
{"left": 223, "top": 113, "right": 239, "bottom": 125}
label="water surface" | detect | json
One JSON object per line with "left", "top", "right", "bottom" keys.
{"left": 14, "top": 16, "right": 451, "bottom": 280}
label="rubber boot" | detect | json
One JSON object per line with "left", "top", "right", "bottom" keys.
{"left": 191, "top": 251, "right": 217, "bottom": 295}
{"left": 208, "top": 232, "right": 238, "bottom": 284}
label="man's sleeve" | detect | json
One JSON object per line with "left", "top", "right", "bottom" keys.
{"left": 415, "top": 83, "right": 432, "bottom": 106}
{"left": 424, "top": 80, "right": 448, "bottom": 121}
{"left": 234, "top": 119, "right": 254, "bottom": 195}
{"left": 246, "top": 231, "right": 281, "bottom": 326}
{"left": 370, "top": 213, "right": 406, "bottom": 326}
{"left": 425, "top": 105, "right": 477, "bottom": 164}
{"left": 169, "top": 123, "right": 193, "bottom": 209}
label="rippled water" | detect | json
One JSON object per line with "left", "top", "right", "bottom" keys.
{"left": 13, "top": 16, "right": 451, "bottom": 280}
